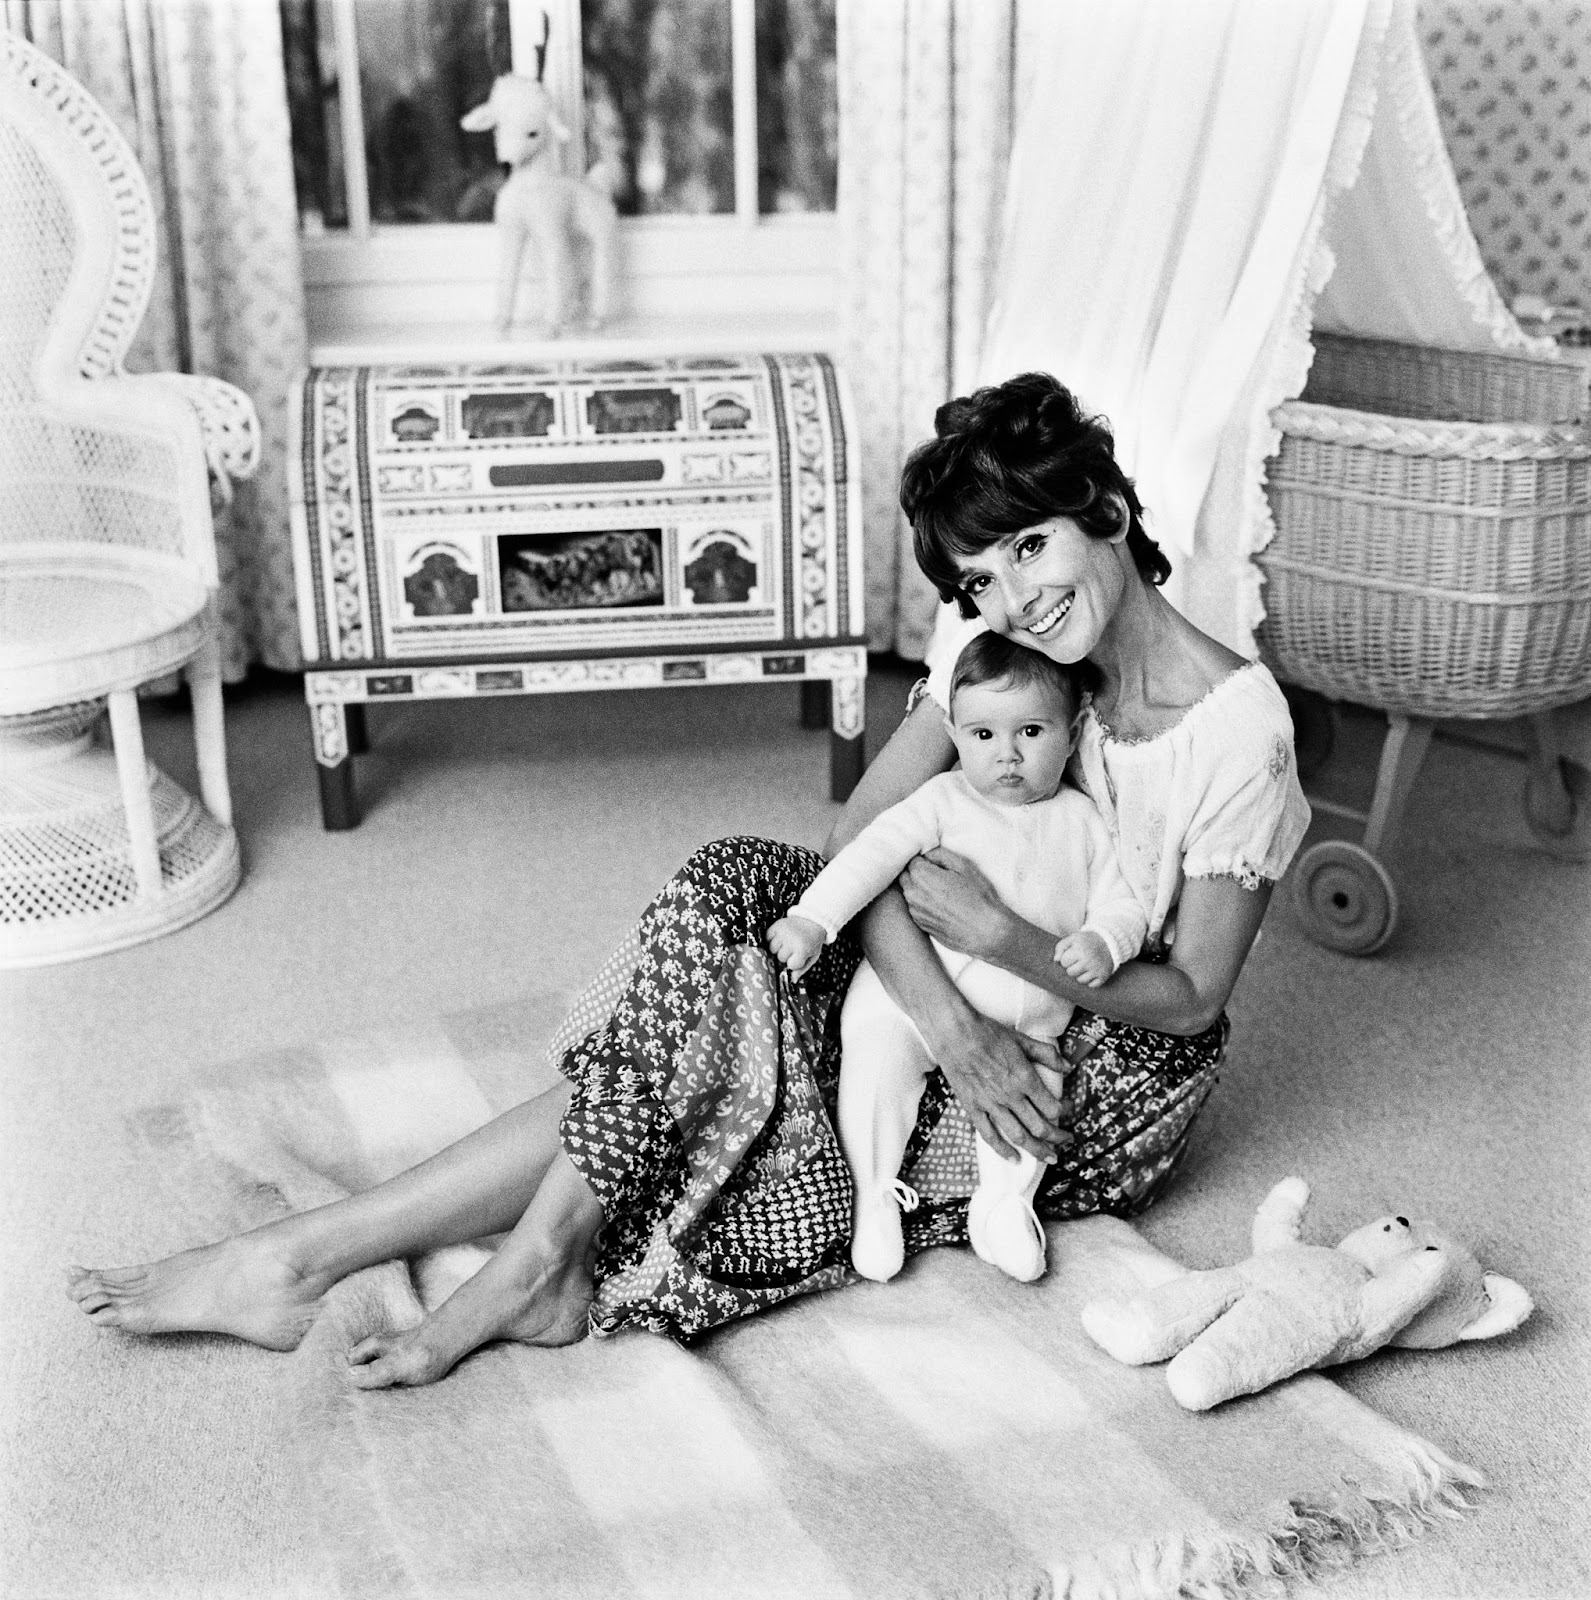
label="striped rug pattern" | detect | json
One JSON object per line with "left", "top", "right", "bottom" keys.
{"left": 129, "top": 994, "right": 1481, "bottom": 1600}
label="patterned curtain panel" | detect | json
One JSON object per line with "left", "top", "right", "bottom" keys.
{"left": 1419, "top": 0, "right": 1591, "bottom": 315}
{"left": 6, "top": 0, "right": 310, "bottom": 679}
{"left": 838, "top": 0, "right": 1016, "bottom": 661}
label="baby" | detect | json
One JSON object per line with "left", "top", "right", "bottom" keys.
{"left": 767, "top": 632, "right": 1147, "bottom": 1284}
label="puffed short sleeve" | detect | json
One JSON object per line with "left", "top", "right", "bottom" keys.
{"left": 921, "top": 614, "right": 989, "bottom": 713}
{"left": 1179, "top": 669, "right": 1312, "bottom": 889}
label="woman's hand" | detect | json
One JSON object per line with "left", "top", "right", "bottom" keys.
{"left": 926, "top": 1008, "right": 1071, "bottom": 1163}
{"left": 899, "top": 848, "right": 1013, "bottom": 960}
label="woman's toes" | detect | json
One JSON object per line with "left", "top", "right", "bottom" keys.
{"left": 347, "top": 1334, "right": 450, "bottom": 1389}
{"left": 65, "top": 1267, "right": 104, "bottom": 1304}
{"left": 347, "top": 1356, "right": 401, "bottom": 1389}
{"left": 66, "top": 1271, "right": 120, "bottom": 1316}
{"left": 346, "top": 1334, "right": 390, "bottom": 1366}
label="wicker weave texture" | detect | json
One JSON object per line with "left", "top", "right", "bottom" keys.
{"left": 1260, "top": 339, "right": 1591, "bottom": 720}
{"left": 0, "top": 34, "right": 251, "bottom": 965}
{"left": 1259, "top": 570, "right": 1589, "bottom": 717}
{"left": 0, "top": 752, "right": 231, "bottom": 928}
{"left": 1307, "top": 332, "right": 1588, "bottom": 426}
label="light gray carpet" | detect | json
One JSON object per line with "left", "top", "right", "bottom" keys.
{"left": 2, "top": 664, "right": 1587, "bottom": 1599}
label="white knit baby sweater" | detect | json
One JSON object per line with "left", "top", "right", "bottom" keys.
{"left": 790, "top": 770, "right": 1148, "bottom": 1038}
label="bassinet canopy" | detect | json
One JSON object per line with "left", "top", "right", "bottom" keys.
{"left": 938, "top": 0, "right": 1558, "bottom": 663}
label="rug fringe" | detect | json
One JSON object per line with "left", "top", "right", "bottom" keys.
{"left": 1048, "top": 1437, "right": 1483, "bottom": 1600}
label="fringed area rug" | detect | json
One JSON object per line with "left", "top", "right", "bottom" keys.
{"left": 129, "top": 992, "right": 1483, "bottom": 1600}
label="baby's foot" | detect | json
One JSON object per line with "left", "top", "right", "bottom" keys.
{"left": 851, "top": 1179, "right": 918, "bottom": 1283}
{"left": 346, "top": 1245, "right": 591, "bottom": 1389}
{"left": 66, "top": 1236, "right": 331, "bottom": 1352}
{"left": 967, "top": 1189, "right": 1048, "bottom": 1283}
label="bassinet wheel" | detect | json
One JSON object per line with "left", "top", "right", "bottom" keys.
{"left": 1291, "top": 840, "right": 1399, "bottom": 955}
{"left": 1281, "top": 685, "right": 1338, "bottom": 780}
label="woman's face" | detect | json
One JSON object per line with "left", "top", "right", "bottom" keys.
{"left": 952, "top": 515, "right": 1129, "bottom": 664}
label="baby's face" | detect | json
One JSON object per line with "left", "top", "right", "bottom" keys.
{"left": 947, "top": 676, "right": 1077, "bottom": 807}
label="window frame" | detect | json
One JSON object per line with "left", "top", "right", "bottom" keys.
{"left": 298, "top": 0, "right": 840, "bottom": 355}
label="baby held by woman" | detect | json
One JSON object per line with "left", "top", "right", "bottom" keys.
{"left": 767, "top": 632, "right": 1146, "bottom": 1284}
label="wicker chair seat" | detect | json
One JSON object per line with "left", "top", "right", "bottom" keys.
{"left": 0, "top": 550, "right": 211, "bottom": 714}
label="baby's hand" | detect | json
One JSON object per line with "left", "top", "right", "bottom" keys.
{"left": 1054, "top": 929, "right": 1115, "bottom": 988}
{"left": 766, "top": 914, "right": 827, "bottom": 979}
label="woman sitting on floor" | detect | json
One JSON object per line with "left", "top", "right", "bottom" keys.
{"left": 69, "top": 372, "right": 1310, "bottom": 1385}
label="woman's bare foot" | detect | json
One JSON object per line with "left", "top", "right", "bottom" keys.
{"left": 347, "top": 1240, "right": 592, "bottom": 1389}
{"left": 66, "top": 1235, "right": 334, "bottom": 1352}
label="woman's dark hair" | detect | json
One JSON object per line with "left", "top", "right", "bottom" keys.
{"left": 948, "top": 630, "right": 1083, "bottom": 720}
{"left": 900, "top": 372, "right": 1171, "bottom": 618}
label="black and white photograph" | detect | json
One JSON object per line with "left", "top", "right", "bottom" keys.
{"left": 2, "top": 1, "right": 1587, "bottom": 1597}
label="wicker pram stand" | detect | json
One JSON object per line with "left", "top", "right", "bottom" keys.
{"left": 1258, "top": 334, "right": 1591, "bottom": 955}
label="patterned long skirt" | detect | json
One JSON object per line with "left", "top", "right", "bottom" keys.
{"left": 556, "top": 837, "right": 1226, "bottom": 1342}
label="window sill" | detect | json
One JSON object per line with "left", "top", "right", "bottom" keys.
{"left": 302, "top": 213, "right": 841, "bottom": 362}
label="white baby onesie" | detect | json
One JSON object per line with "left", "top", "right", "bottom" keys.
{"left": 791, "top": 769, "right": 1147, "bottom": 1037}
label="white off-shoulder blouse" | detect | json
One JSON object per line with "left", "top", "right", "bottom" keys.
{"left": 921, "top": 618, "right": 1311, "bottom": 949}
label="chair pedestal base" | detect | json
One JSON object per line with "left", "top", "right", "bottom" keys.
{"left": 0, "top": 703, "right": 240, "bottom": 968}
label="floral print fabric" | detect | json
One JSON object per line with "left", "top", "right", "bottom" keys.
{"left": 560, "top": 837, "right": 1225, "bottom": 1341}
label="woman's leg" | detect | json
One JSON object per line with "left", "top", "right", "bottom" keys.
{"left": 346, "top": 1149, "right": 602, "bottom": 1387}
{"left": 66, "top": 1079, "right": 577, "bottom": 1351}
{"left": 566, "top": 837, "right": 859, "bottom": 1339}
{"left": 1036, "top": 1010, "right": 1226, "bottom": 1221}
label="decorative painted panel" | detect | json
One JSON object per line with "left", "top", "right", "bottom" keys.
{"left": 289, "top": 352, "right": 864, "bottom": 664}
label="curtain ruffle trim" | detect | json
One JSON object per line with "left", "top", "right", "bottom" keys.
{"left": 1379, "top": 8, "right": 1556, "bottom": 359}
{"left": 1233, "top": 0, "right": 1393, "bottom": 654}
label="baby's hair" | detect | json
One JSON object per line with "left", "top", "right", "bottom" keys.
{"left": 948, "top": 632, "right": 1083, "bottom": 721}
{"left": 900, "top": 371, "right": 1170, "bottom": 619}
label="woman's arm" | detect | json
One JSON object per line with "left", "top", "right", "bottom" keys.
{"left": 822, "top": 690, "right": 956, "bottom": 858}
{"left": 901, "top": 853, "right": 1271, "bottom": 1037}
{"left": 823, "top": 699, "right": 1069, "bottom": 1163}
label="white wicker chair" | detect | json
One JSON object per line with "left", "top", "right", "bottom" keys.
{"left": 1, "top": 33, "right": 261, "bottom": 967}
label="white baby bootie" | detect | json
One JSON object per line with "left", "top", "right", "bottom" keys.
{"left": 967, "top": 1188, "right": 1048, "bottom": 1282}
{"left": 967, "top": 1141, "right": 1049, "bottom": 1283}
{"left": 851, "top": 1178, "right": 919, "bottom": 1282}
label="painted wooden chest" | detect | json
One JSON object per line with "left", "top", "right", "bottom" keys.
{"left": 289, "top": 352, "right": 866, "bottom": 826}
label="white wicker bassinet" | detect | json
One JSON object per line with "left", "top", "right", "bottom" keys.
{"left": 1255, "top": 334, "right": 1590, "bottom": 955}
{"left": 1259, "top": 335, "right": 1590, "bottom": 722}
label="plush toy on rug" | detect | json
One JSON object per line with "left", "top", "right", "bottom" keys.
{"left": 1081, "top": 1178, "right": 1533, "bottom": 1411}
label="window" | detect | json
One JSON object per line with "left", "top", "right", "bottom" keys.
{"left": 279, "top": 0, "right": 839, "bottom": 347}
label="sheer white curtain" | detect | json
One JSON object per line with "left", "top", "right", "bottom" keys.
{"left": 938, "top": 0, "right": 1545, "bottom": 666}
{"left": 975, "top": 0, "right": 1389, "bottom": 657}
{"left": 6, "top": 0, "right": 310, "bottom": 679}
{"left": 838, "top": 0, "right": 1017, "bottom": 659}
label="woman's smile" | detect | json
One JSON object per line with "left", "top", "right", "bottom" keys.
{"left": 1025, "top": 592, "right": 1074, "bottom": 637}
{"left": 953, "top": 515, "right": 1126, "bottom": 662}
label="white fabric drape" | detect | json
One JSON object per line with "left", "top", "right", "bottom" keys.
{"left": 7, "top": 0, "right": 310, "bottom": 679}
{"left": 1188, "top": 0, "right": 1552, "bottom": 655}
{"left": 838, "top": 0, "right": 1017, "bottom": 659}
{"left": 931, "top": 0, "right": 1545, "bottom": 671}
{"left": 976, "top": 0, "right": 1388, "bottom": 636}
{"left": 1311, "top": 15, "right": 1552, "bottom": 354}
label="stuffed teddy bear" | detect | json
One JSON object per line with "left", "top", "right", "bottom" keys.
{"left": 1081, "top": 1178, "right": 1533, "bottom": 1411}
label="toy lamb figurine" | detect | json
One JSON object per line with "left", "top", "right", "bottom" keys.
{"left": 1082, "top": 1178, "right": 1533, "bottom": 1411}
{"left": 461, "top": 42, "right": 616, "bottom": 338}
